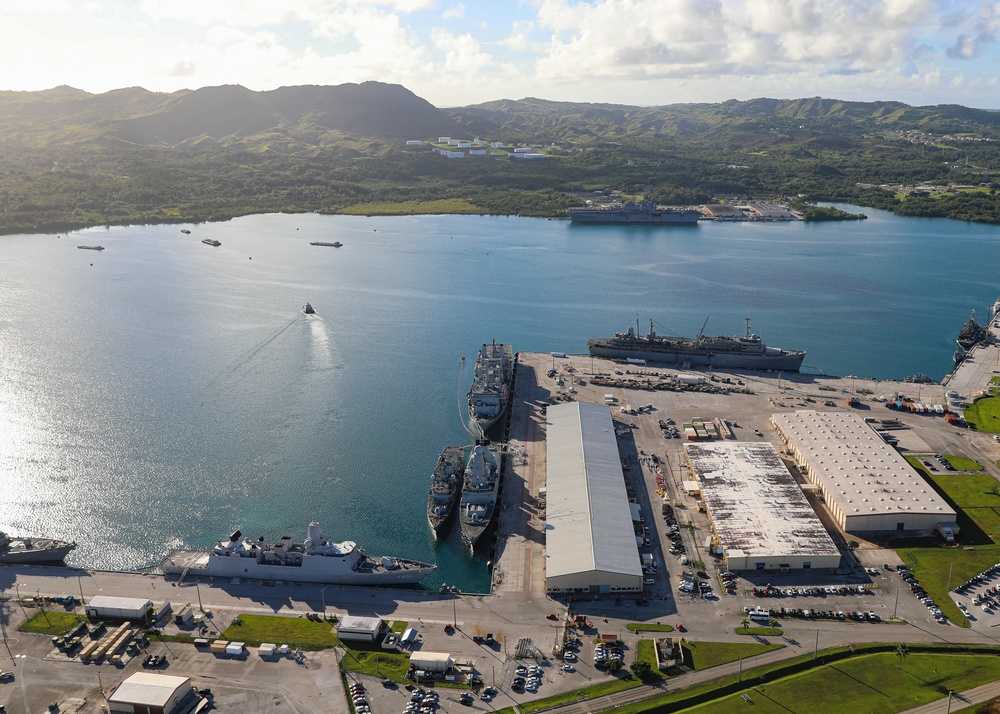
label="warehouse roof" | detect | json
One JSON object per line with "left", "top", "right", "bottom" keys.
{"left": 685, "top": 441, "right": 839, "bottom": 560}
{"left": 771, "top": 410, "right": 956, "bottom": 520}
{"left": 110, "top": 672, "right": 189, "bottom": 707}
{"left": 86, "top": 595, "right": 153, "bottom": 610}
{"left": 546, "top": 402, "right": 642, "bottom": 579}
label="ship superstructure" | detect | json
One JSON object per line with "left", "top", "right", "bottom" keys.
{"left": 588, "top": 317, "right": 806, "bottom": 372}
{"left": 0, "top": 532, "right": 76, "bottom": 564}
{"left": 458, "top": 443, "right": 501, "bottom": 547}
{"left": 427, "top": 446, "right": 466, "bottom": 536}
{"left": 467, "top": 341, "right": 514, "bottom": 435}
{"left": 161, "top": 522, "right": 435, "bottom": 586}
{"left": 567, "top": 201, "right": 701, "bottom": 224}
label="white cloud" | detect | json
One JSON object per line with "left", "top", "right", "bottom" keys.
{"left": 442, "top": 3, "right": 465, "bottom": 20}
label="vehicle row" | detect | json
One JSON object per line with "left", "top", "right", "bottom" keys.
{"left": 898, "top": 566, "right": 948, "bottom": 624}
{"left": 752, "top": 584, "right": 874, "bottom": 598}
{"left": 753, "top": 607, "right": 882, "bottom": 622}
{"left": 351, "top": 682, "right": 372, "bottom": 714}
{"left": 954, "top": 562, "right": 1000, "bottom": 595}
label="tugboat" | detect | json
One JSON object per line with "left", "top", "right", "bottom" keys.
{"left": 181, "top": 229, "right": 191, "bottom": 234}
{"left": 302, "top": 302, "right": 316, "bottom": 314}
{"left": 426, "top": 446, "right": 466, "bottom": 536}
{"left": 202, "top": 238, "right": 222, "bottom": 247}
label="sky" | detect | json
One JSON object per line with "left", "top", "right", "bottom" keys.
{"left": 1, "top": 0, "right": 998, "bottom": 108}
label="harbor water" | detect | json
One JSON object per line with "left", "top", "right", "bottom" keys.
{"left": 2, "top": 205, "right": 1000, "bottom": 591}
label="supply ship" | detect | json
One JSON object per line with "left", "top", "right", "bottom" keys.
{"left": 467, "top": 341, "right": 514, "bottom": 435}
{"left": 426, "top": 445, "right": 466, "bottom": 536}
{"left": 0, "top": 531, "right": 76, "bottom": 563}
{"left": 589, "top": 317, "right": 806, "bottom": 372}
{"left": 459, "top": 443, "right": 502, "bottom": 548}
{"left": 161, "top": 522, "right": 436, "bottom": 586}
{"left": 567, "top": 201, "right": 701, "bottom": 224}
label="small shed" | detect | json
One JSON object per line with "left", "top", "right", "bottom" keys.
{"left": 258, "top": 643, "right": 277, "bottom": 658}
{"left": 336, "top": 615, "right": 384, "bottom": 643}
{"left": 85, "top": 596, "right": 154, "bottom": 622}
{"left": 410, "top": 651, "right": 453, "bottom": 673}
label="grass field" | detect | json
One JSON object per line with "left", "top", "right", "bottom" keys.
{"left": 682, "top": 641, "right": 784, "bottom": 670}
{"left": 390, "top": 621, "right": 408, "bottom": 634}
{"left": 518, "top": 675, "right": 642, "bottom": 712}
{"left": 338, "top": 647, "right": 411, "bottom": 681}
{"left": 635, "top": 640, "right": 666, "bottom": 682}
{"left": 19, "top": 611, "right": 86, "bottom": 635}
{"left": 626, "top": 623, "right": 674, "bottom": 632}
{"left": 964, "top": 396, "right": 1000, "bottom": 433}
{"left": 953, "top": 695, "right": 1000, "bottom": 713}
{"left": 896, "top": 462, "right": 1000, "bottom": 627}
{"left": 943, "top": 454, "right": 986, "bottom": 471}
{"left": 734, "top": 627, "right": 782, "bottom": 636}
{"left": 222, "top": 613, "right": 339, "bottom": 650}
{"left": 669, "top": 652, "right": 1000, "bottom": 714}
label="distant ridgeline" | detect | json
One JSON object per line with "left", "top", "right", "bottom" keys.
{"left": 0, "top": 84, "right": 998, "bottom": 235}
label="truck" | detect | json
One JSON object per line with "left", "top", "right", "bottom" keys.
{"left": 846, "top": 396, "right": 861, "bottom": 408}
{"left": 936, "top": 523, "right": 958, "bottom": 543}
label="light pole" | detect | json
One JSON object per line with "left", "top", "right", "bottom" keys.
{"left": 738, "top": 649, "right": 743, "bottom": 682}
{"left": 813, "top": 630, "right": 819, "bottom": 660}
{"left": 893, "top": 588, "right": 899, "bottom": 620}
{"left": 947, "top": 562, "right": 955, "bottom": 593}
{"left": 77, "top": 575, "right": 86, "bottom": 608}
{"left": 321, "top": 588, "right": 326, "bottom": 612}
{"left": 195, "top": 581, "right": 204, "bottom": 613}
{"left": 947, "top": 690, "right": 953, "bottom": 713}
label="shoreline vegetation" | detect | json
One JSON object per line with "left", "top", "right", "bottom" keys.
{"left": 2, "top": 84, "right": 998, "bottom": 237}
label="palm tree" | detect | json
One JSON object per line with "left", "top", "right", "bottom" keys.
{"left": 895, "top": 643, "right": 909, "bottom": 670}
{"left": 740, "top": 618, "right": 750, "bottom": 631}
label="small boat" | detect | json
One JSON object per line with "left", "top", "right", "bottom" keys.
{"left": 181, "top": 229, "right": 191, "bottom": 234}
{"left": 310, "top": 241, "right": 343, "bottom": 248}
{"left": 202, "top": 238, "right": 221, "bottom": 247}
{"left": 303, "top": 302, "right": 316, "bottom": 314}
{"left": 77, "top": 245, "right": 104, "bottom": 251}
{"left": 426, "top": 446, "right": 466, "bottom": 536}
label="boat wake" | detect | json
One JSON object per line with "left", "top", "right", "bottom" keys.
{"left": 308, "top": 316, "right": 334, "bottom": 370}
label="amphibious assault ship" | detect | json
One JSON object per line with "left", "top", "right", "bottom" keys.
{"left": 567, "top": 201, "right": 701, "bottom": 224}
{"left": 589, "top": 317, "right": 806, "bottom": 372}
{"left": 467, "top": 341, "right": 514, "bottom": 435}
{"left": 0, "top": 531, "right": 76, "bottom": 564}
{"left": 426, "top": 445, "right": 466, "bottom": 536}
{"left": 458, "top": 443, "right": 501, "bottom": 548}
{"left": 161, "top": 522, "right": 436, "bottom": 586}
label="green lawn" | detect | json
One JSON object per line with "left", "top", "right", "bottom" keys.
{"left": 735, "top": 627, "right": 782, "bottom": 636}
{"left": 896, "top": 463, "right": 1000, "bottom": 627}
{"left": 952, "top": 695, "right": 1000, "bottom": 713}
{"left": 222, "top": 613, "right": 339, "bottom": 650}
{"left": 626, "top": 623, "right": 674, "bottom": 633}
{"left": 669, "top": 652, "right": 1000, "bottom": 714}
{"left": 964, "top": 396, "right": 1000, "bottom": 433}
{"left": 390, "top": 620, "right": 408, "bottom": 634}
{"left": 682, "top": 641, "right": 784, "bottom": 670}
{"left": 518, "top": 675, "right": 642, "bottom": 712}
{"left": 943, "top": 454, "right": 985, "bottom": 471}
{"left": 635, "top": 640, "right": 666, "bottom": 682}
{"left": 338, "top": 646, "right": 411, "bottom": 681}
{"left": 19, "top": 611, "right": 86, "bottom": 635}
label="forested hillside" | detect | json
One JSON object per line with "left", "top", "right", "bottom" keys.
{"left": 1, "top": 83, "right": 998, "bottom": 235}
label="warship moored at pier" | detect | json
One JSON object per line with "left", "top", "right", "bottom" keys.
{"left": 0, "top": 531, "right": 76, "bottom": 564}
{"left": 467, "top": 341, "right": 514, "bottom": 435}
{"left": 427, "top": 445, "right": 466, "bottom": 536}
{"left": 458, "top": 443, "right": 502, "bottom": 548}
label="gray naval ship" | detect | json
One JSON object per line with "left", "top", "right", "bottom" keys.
{"left": 567, "top": 201, "right": 701, "bottom": 224}
{"left": 589, "top": 317, "right": 806, "bottom": 372}
{"left": 0, "top": 531, "right": 76, "bottom": 563}
{"left": 467, "top": 341, "right": 514, "bottom": 435}
{"left": 458, "top": 443, "right": 502, "bottom": 548}
{"left": 161, "top": 521, "right": 436, "bottom": 586}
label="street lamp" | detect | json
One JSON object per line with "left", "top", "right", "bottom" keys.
{"left": 321, "top": 588, "right": 326, "bottom": 612}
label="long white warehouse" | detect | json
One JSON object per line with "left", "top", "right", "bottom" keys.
{"left": 685, "top": 441, "right": 841, "bottom": 571}
{"left": 545, "top": 401, "right": 643, "bottom": 594}
{"left": 771, "top": 410, "right": 958, "bottom": 533}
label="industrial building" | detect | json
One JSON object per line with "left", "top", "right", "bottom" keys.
{"left": 108, "top": 672, "right": 196, "bottom": 714}
{"left": 335, "top": 615, "right": 384, "bottom": 642}
{"left": 684, "top": 441, "right": 841, "bottom": 571}
{"left": 545, "top": 402, "right": 643, "bottom": 594}
{"left": 85, "top": 595, "right": 154, "bottom": 622}
{"left": 410, "top": 651, "right": 454, "bottom": 673}
{"left": 771, "top": 410, "right": 959, "bottom": 533}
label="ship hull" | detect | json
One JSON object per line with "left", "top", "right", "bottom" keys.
{"left": 161, "top": 550, "right": 434, "bottom": 586}
{"left": 589, "top": 340, "right": 806, "bottom": 372}
{"left": 0, "top": 543, "right": 76, "bottom": 564}
{"left": 568, "top": 210, "right": 700, "bottom": 224}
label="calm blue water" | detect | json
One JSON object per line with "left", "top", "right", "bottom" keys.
{"left": 2, "top": 205, "right": 999, "bottom": 590}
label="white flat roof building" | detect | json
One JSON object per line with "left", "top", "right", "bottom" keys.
{"left": 109, "top": 672, "right": 194, "bottom": 714}
{"left": 684, "top": 442, "right": 841, "bottom": 571}
{"left": 545, "top": 402, "right": 643, "bottom": 594}
{"left": 336, "top": 615, "right": 384, "bottom": 642}
{"left": 771, "top": 410, "right": 958, "bottom": 533}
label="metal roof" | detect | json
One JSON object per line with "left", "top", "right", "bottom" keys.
{"left": 771, "top": 410, "right": 957, "bottom": 521}
{"left": 86, "top": 595, "right": 153, "bottom": 610}
{"left": 546, "top": 402, "right": 642, "bottom": 579}
{"left": 110, "top": 672, "right": 189, "bottom": 707}
{"left": 685, "top": 441, "right": 840, "bottom": 560}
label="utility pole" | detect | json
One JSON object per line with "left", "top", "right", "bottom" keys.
{"left": 77, "top": 575, "right": 86, "bottom": 609}
{"left": 195, "top": 581, "right": 204, "bottom": 613}
{"left": 738, "top": 650, "right": 743, "bottom": 682}
{"left": 321, "top": 588, "right": 326, "bottom": 612}
{"left": 947, "top": 690, "right": 954, "bottom": 713}
{"left": 893, "top": 588, "right": 899, "bottom": 619}
{"left": 813, "top": 630, "right": 819, "bottom": 660}
{"left": 947, "top": 562, "right": 955, "bottom": 593}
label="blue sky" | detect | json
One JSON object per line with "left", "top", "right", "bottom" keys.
{"left": 1, "top": 0, "right": 998, "bottom": 108}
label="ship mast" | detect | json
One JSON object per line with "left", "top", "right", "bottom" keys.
{"left": 696, "top": 316, "right": 710, "bottom": 344}
{"left": 745, "top": 315, "right": 752, "bottom": 339}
